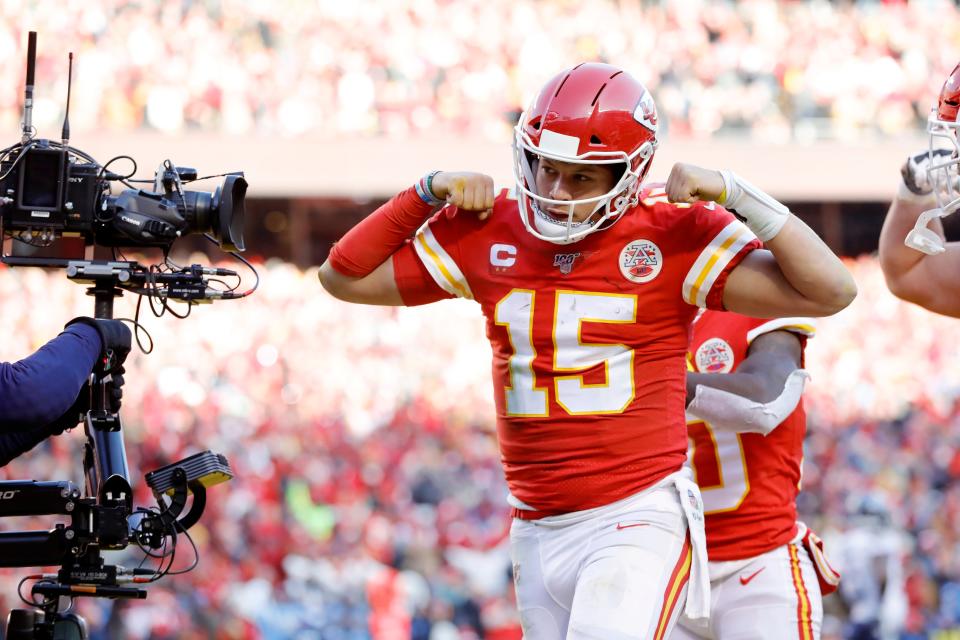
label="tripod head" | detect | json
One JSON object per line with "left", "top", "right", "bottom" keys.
{"left": 2, "top": 263, "right": 236, "bottom": 639}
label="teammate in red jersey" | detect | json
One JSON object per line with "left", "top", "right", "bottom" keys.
{"left": 319, "top": 63, "right": 855, "bottom": 639}
{"left": 880, "top": 62, "right": 960, "bottom": 316}
{"left": 674, "top": 311, "right": 840, "bottom": 640}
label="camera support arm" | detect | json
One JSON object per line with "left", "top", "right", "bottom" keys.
{"left": 0, "top": 480, "right": 81, "bottom": 517}
{"left": 0, "top": 480, "right": 86, "bottom": 567}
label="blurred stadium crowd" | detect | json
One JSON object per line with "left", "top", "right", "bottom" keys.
{"left": 0, "top": 0, "right": 958, "bottom": 142}
{"left": 0, "top": 257, "right": 958, "bottom": 638}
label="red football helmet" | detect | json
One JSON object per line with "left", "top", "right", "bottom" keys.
{"left": 512, "top": 63, "right": 659, "bottom": 244}
{"left": 927, "top": 62, "right": 960, "bottom": 212}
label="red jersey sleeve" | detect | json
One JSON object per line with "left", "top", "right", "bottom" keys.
{"left": 679, "top": 203, "right": 762, "bottom": 310}
{"left": 391, "top": 205, "right": 476, "bottom": 305}
{"left": 392, "top": 240, "right": 453, "bottom": 306}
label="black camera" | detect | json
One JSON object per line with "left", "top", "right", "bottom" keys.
{"left": 0, "top": 31, "right": 246, "bottom": 265}
{"left": 0, "top": 144, "right": 246, "bottom": 253}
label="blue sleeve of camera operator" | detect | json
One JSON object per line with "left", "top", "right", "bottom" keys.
{"left": 0, "top": 323, "right": 100, "bottom": 430}
{"left": 0, "top": 424, "right": 55, "bottom": 467}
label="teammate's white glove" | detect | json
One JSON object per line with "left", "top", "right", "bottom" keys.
{"left": 717, "top": 170, "right": 790, "bottom": 242}
{"left": 899, "top": 148, "right": 953, "bottom": 201}
{"left": 687, "top": 369, "right": 810, "bottom": 436}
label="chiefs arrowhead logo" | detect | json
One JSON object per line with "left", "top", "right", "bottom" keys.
{"left": 633, "top": 91, "right": 658, "bottom": 134}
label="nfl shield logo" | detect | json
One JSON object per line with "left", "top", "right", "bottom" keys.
{"left": 687, "top": 488, "right": 703, "bottom": 520}
{"left": 619, "top": 239, "right": 662, "bottom": 283}
{"left": 553, "top": 252, "right": 581, "bottom": 274}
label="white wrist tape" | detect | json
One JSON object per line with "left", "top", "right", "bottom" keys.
{"left": 687, "top": 369, "right": 809, "bottom": 436}
{"left": 718, "top": 170, "right": 790, "bottom": 242}
{"left": 896, "top": 179, "right": 937, "bottom": 204}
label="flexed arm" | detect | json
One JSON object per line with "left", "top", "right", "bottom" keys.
{"left": 666, "top": 163, "right": 857, "bottom": 317}
{"left": 318, "top": 172, "right": 494, "bottom": 305}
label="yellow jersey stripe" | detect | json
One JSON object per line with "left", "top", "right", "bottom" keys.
{"left": 683, "top": 221, "right": 744, "bottom": 303}
{"left": 683, "top": 221, "right": 755, "bottom": 307}
{"left": 746, "top": 317, "right": 818, "bottom": 344}
{"left": 687, "top": 228, "right": 749, "bottom": 307}
{"left": 412, "top": 225, "right": 473, "bottom": 299}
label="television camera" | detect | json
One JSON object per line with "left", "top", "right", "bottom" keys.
{"left": 1, "top": 32, "right": 254, "bottom": 639}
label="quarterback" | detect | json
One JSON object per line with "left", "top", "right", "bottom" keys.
{"left": 674, "top": 310, "right": 840, "bottom": 640}
{"left": 319, "top": 63, "right": 855, "bottom": 639}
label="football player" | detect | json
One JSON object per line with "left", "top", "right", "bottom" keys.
{"left": 880, "top": 62, "right": 960, "bottom": 316}
{"left": 673, "top": 311, "right": 839, "bottom": 640}
{"left": 319, "top": 63, "right": 856, "bottom": 639}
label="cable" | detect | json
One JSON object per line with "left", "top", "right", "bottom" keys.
{"left": 165, "top": 521, "right": 200, "bottom": 575}
{"left": 204, "top": 234, "right": 260, "bottom": 298}
{"left": 17, "top": 575, "right": 42, "bottom": 608}
{"left": 189, "top": 171, "right": 244, "bottom": 182}
{"left": 0, "top": 140, "right": 39, "bottom": 182}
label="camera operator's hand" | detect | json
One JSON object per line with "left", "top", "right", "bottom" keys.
{"left": 105, "top": 369, "right": 125, "bottom": 413}
{"left": 65, "top": 318, "right": 131, "bottom": 375}
{"left": 44, "top": 373, "right": 124, "bottom": 437}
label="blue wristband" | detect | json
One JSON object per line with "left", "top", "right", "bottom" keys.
{"left": 415, "top": 171, "right": 444, "bottom": 206}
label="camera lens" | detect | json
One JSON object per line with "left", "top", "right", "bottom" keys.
{"left": 179, "top": 175, "right": 247, "bottom": 251}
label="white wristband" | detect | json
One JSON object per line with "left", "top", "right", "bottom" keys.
{"left": 896, "top": 179, "right": 937, "bottom": 204}
{"left": 718, "top": 170, "right": 790, "bottom": 242}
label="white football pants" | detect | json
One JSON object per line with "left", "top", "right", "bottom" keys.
{"left": 671, "top": 534, "right": 823, "bottom": 640}
{"left": 510, "top": 471, "right": 708, "bottom": 639}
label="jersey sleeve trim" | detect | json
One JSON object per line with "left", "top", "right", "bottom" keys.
{"left": 412, "top": 223, "right": 474, "bottom": 300}
{"left": 683, "top": 221, "right": 756, "bottom": 308}
{"left": 745, "top": 318, "right": 817, "bottom": 344}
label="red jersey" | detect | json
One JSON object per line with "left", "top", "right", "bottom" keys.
{"left": 687, "top": 311, "right": 816, "bottom": 561}
{"left": 393, "top": 185, "right": 759, "bottom": 517}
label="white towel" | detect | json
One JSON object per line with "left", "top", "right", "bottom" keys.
{"left": 673, "top": 471, "right": 711, "bottom": 621}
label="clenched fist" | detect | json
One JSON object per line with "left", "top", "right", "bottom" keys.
{"left": 431, "top": 172, "right": 495, "bottom": 220}
{"left": 665, "top": 163, "right": 726, "bottom": 204}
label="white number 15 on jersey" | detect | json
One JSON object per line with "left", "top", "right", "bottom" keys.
{"left": 494, "top": 289, "right": 637, "bottom": 417}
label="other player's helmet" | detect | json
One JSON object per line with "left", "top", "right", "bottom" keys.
{"left": 927, "top": 62, "right": 960, "bottom": 213}
{"left": 512, "top": 63, "right": 658, "bottom": 244}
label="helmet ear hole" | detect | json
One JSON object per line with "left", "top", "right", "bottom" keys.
{"left": 590, "top": 134, "right": 602, "bottom": 144}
